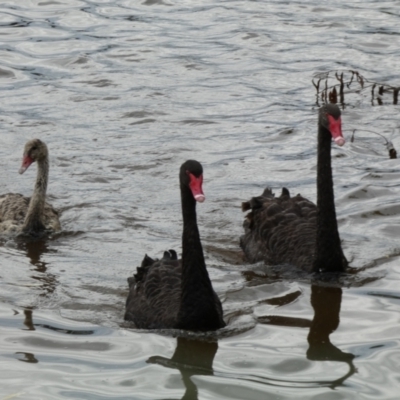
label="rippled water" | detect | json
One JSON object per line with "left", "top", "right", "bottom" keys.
{"left": 1, "top": 0, "right": 400, "bottom": 399}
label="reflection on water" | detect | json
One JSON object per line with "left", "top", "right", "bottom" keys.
{"left": 23, "top": 308, "right": 95, "bottom": 336}
{"left": 18, "top": 239, "right": 49, "bottom": 269}
{"left": 148, "top": 283, "right": 357, "bottom": 399}
{"left": 148, "top": 337, "right": 217, "bottom": 400}
{"left": 16, "top": 351, "right": 38, "bottom": 364}
{"left": 307, "top": 284, "right": 356, "bottom": 388}
{"left": 15, "top": 238, "right": 59, "bottom": 299}
{"left": 0, "top": 0, "right": 400, "bottom": 398}
{"left": 23, "top": 309, "right": 35, "bottom": 331}
{"left": 257, "top": 282, "right": 356, "bottom": 388}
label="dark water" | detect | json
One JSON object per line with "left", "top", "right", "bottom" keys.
{"left": 1, "top": 1, "right": 400, "bottom": 399}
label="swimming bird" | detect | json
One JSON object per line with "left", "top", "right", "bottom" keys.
{"left": 0, "top": 139, "right": 61, "bottom": 236}
{"left": 125, "top": 160, "right": 226, "bottom": 331}
{"left": 240, "top": 104, "right": 348, "bottom": 273}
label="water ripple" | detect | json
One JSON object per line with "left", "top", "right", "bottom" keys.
{"left": 1, "top": 0, "right": 400, "bottom": 398}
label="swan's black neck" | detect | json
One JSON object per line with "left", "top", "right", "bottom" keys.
{"left": 312, "top": 124, "right": 347, "bottom": 272}
{"left": 22, "top": 157, "right": 48, "bottom": 233}
{"left": 176, "top": 183, "right": 223, "bottom": 331}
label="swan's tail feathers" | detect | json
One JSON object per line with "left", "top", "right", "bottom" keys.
{"left": 242, "top": 187, "right": 275, "bottom": 212}
{"left": 162, "top": 249, "right": 178, "bottom": 261}
{"left": 141, "top": 254, "right": 155, "bottom": 267}
{"left": 133, "top": 254, "right": 156, "bottom": 283}
{"left": 169, "top": 249, "right": 178, "bottom": 260}
{"left": 242, "top": 201, "right": 251, "bottom": 212}
{"left": 262, "top": 187, "right": 275, "bottom": 198}
{"left": 127, "top": 276, "right": 135, "bottom": 288}
{"left": 241, "top": 195, "right": 265, "bottom": 212}
{"left": 280, "top": 187, "right": 290, "bottom": 198}
{"left": 242, "top": 187, "right": 273, "bottom": 230}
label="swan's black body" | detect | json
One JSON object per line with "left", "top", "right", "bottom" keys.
{"left": 125, "top": 160, "right": 225, "bottom": 331}
{"left": 240, "top": 104, "right": 348, "bottom": 273}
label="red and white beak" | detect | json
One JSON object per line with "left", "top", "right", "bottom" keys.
{"left": 327, "top": 114, "right": 345, "bottom": 147}
{"left": 19, "top": 155, "right": 34, "bottom": 175}
{"left": 188, "top": 172, "right": 205, "bottom": 202}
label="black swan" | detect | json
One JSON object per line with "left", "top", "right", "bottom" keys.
{"left": 125, "top": 160, "right": 226, "bottom": 331}
{"left": 0, "top": 139, "right": 61, "bottom": 235}
{"left": 240, "top": 104, "right": 348, "bottom": 273}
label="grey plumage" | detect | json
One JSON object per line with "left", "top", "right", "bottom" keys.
{"left": 0, "top": 139, "right": 60, "bottom": 236}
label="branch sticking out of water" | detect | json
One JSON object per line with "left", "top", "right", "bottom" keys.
{"left": 350, "top": 129, "right": 397, "bottom": 159}
{"left": 312, "top": 69, "right": 400, "bottom": 107}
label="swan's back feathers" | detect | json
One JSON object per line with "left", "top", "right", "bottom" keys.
{"left": 125, "top": 249, "right": 224, "bottom": 330}
{"left": 240, "top": 187, "right": 317, "bottom": 271}
{"left": 125, "top": 250, "right": 182, "bottom": 329}
{"left": 0, "top": 194, "right": 29, "bottom": 232}
{"left": 0, "top": 193, "right": 60, "bottom": 234}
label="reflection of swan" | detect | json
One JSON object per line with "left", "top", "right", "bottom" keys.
{"left": 147, "top": 337, "right": 217, "bottom": 400}
{"left": 307, "top": 284, "right": 356, "bottom": 387}
{"left": 19, "top": 238, "right": 49, "bottom": 269}
{"left": 16, "top": 238, "right": 58, "bottom": 298}
{"left": 125, "top": 160, "right": 225, "bottom": 331}
{"left": 240, "top": 104, "right": 347, "bottom": 272}
{"left": 257, "top": 283, "right": 356, "bottom": 388}
{"left": 0, "top": 139, "right": 60, "bottom": 236}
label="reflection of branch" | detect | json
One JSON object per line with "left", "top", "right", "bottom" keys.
{"left": 23, "top": 309, "right": 35, "bottom": 330}
{"left": 313, "top": 69, "right": 400, "bottom": 106}
{"left": 23, "top": 309, "right": 94, "bottom": 335}
{"left": 15, "top": 352, "right": 38, "bottom": 364}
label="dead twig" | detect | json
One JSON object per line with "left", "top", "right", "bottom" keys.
{"left": 313, "top": 69, "right": 400, "bottom": 106}
{"left": 350, "top": 128, "right": 397, "bottom": 159}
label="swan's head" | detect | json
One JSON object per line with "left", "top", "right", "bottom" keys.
{"left": 319, "top": 103, "right": 345, "bottom": 147}
{"left": 19, "top": 139, "right": 48, "bottom": 174}
{"left": 180, "top": 160, "right": 205, "bottom": 203}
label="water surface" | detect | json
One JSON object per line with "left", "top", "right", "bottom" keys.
{"left": 1, "top": 1, "right": 400, "bottom": 399}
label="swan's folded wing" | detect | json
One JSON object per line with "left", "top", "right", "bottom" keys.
{"left": 240, "top": 187, "right": 317, "bottom": 271}
{"left": 125, "top": 257, "right": 182, "bottom": 329}
{"left": 42, "top": 201, "right": 61, "bottom": 232}
{"left": 0, "top": 193, "right": 29, "bottom": 233}
{"left": 0, "top": 193, "right": 60, "bottom": 234}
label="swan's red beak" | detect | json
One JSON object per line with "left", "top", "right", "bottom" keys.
{"left": 328, "top": 115, "right": 345, "bottom": 147}
{"left": 19, "top": 155, "right": 34, "bottom": 175}
{"left": 188, "top": 173, "right": 205, "bottom": 203}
